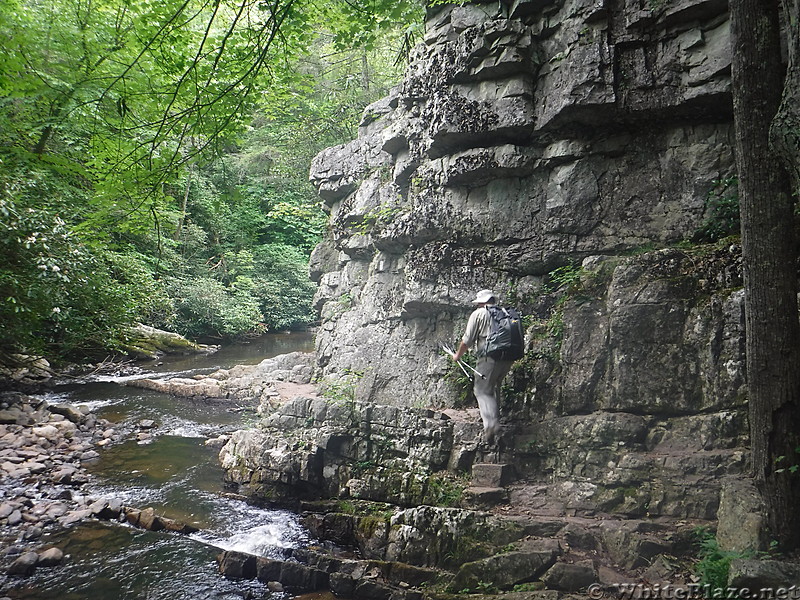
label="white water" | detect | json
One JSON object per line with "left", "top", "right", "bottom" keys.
{"left": 2, "top": 333, "right": 316, "bottom": 600}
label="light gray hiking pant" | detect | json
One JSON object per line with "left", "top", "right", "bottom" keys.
{"left": 474, "top": 356, "right": 513, "bottom": 436}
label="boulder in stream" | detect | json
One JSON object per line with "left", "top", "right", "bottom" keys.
{"left": 122, "top": 324, "right": 218, "bottom": 360}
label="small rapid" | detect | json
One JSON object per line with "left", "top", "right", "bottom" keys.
{"left": 4, "top": 332, "right": 315, "bottom": 600}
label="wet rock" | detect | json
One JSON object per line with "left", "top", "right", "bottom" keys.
{"left": 80, "top": 450, "right": 100, "bottom": 461}
{"left": 8, "top": 551, "right": 39, "bottom": 576}
{"left": 31, "top": 425, "right": 59, "bottom": 441}
{"left": 0, "top": 408, "right": 29, "bottom": 426}
{"left": 25, "top": 461, "right": 47, "bottom": 475}
{"left": 352, "top": 578, "right": 397, "bottom": 599}
{"left": 37, "top": 547, "right": 65, "bottom": 567}
{"left": 137, "top": 507, "right": 164, "bottom": 531}
{"left": 88, "top": 497, "right": 124, "bottom": 520}
{"left": 124, "top": 507, "right": 141, "bottom": 525}
{"left": 51, "top": 464, "right": 79, "bottom": 484}
{"left": 126, "top": 351, "right": 315, "bottom": 404}
{"left": 129, "top": 377, "right": 225, "bottom": 399}
{"left": 59, "top": 509, "right": 92, "bottom": 526}
{"left": 329, "top": 572, "right": 356, "bottom": 597}
{"left": 107, "top": 498, "right": 124, "bottom": 514}
{"left": 205, "top": 434, "right": 230, "bottom": 448}
{"left": 218, "top": 550, "right": 257, "bottom": 579}
{"left": 49, "top": 404, "right": 85, "bottom": 424}
{"left": 278, "top": 561, "right": 330, "bottom": 592}
{"left": 160, "top": 516, "right": 199, "bottom": 534}
{"left": 45, "top": 502, "right": 69, "bottom": 519}
{"left": 0, "top": 502, "right": 16, "bottom": 519}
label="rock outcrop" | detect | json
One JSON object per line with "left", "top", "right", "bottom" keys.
{"left": 217, "top": 0, "right": 788, "bottom": 596}
{"left": 309, "top": 0, "right": 735, "bottom": 407}
{"left": 298, "top": 0, "right": 749, "bottom": 520}
{"left": 122, "top": 324, "right": 219, "bottom": 360}
{"left": 126, "top": 351, "right": 316, "bottom": 406}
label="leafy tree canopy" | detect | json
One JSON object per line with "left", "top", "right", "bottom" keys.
{"left": 0, "top": 0, "right": 424, "bottom": 361}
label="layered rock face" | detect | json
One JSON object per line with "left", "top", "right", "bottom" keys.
{"left": 218, "top": 3, "right": 757, "bottom": 593}
{"left": 301, "top": 0, "right": 745, "bottom": 517}
{"left": 309, "top": 0, "right": 734, "bottom": 407}
{"left": 223, "top": 247, "right": 748, "bottom": 519}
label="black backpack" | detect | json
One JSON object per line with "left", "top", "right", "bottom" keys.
{"left": 484, "top": 306, "right": 525, "bottom": 361}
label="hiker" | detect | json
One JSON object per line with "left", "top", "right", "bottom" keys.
{"left": 450, "top": 289, "right": 515, "bottom": 444}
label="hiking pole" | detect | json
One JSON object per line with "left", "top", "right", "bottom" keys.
{"left": 441, "top": 343, "right": 486, "bottom": 380}
{"left": 441, "top": 343, "right": 473, "bottom": 381}
{"left": 459, "top": 360, "right": 486, "bottom": 380}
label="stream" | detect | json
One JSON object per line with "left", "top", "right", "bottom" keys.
{"left": 5, "top": 332, "right": 317, "bottom": 600}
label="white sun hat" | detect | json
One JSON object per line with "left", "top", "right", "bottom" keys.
{"left": 471, "top": 289, "right": 496, "bottom": 304}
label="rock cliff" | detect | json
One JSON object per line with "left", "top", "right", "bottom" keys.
{"left": 298, "top": 0, "right": 746, "bottom": 513}
{"left": 219, "top": 0, "right": 767, "bottom": 596}
{"left": 309, "top": 0, "right": 735, "bottom": 407}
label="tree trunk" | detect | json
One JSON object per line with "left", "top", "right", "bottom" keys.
{"left": 175, "top": 170, "right": 192, "bottom": 241}
{"left": 771, "top": 0, "right": 800, "bottom": 191}
{"left": 361, "top": 50, "right": 370, "bottom": 92}
{"left": 730, "top": 0, "right": 800, "bottom": 549}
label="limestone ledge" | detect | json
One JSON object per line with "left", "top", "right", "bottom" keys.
{"left": 308, "top": 0, "right": 739, "bottom": 413}
{"left": 220, "top": 387, "right": 746, "bottom": 520}
{"left": 125, "top": 351, "right": 316, "bottom": 405}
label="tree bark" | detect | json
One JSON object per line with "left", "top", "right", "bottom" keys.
{"left": 771, "top": 0, "right": 800, "bottom": 191}
{"left": 175, "top": 169, "right": 192, "bottom": 241}
{"left": 730, "top": 0, "right": 800, "bottom": 549}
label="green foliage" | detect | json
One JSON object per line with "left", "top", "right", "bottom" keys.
{"left": 774, "top": 446, "right": 800, "bottom": 475}
{"left": 444, "top": 349, "right": 478, "bottom": 407}
{"left": 336, "top": 500, "right": 357, "bottom": 515}
{"left": 513, "top": 582, "right": 545, "bottom": 592}
{"left": 319, "top": 0, "right": 424, "bottom": 54}
{"left": 425, "top": 472, "right": 468, "bottom": 507}
{"left": 475, "top": 581, "right": 499, "bottom": 594}
{"left": 319, "top": 369, "right": 363, "bottom": 408}
{"left": 0, "top": 187, "right": 155, "bottom": 359}
{"left": 692, "top": 527, "right": 752, "bottom": 595}
{"left": 250, "top": 244, "right": 318, "bottom": 331}
{"left": 353, "top": 203, "right": 405, "bottom": 234}
{"left": 170, "top": 277, "right": 263, "bottom": 338}
{"left": 0, "top": 0, "right": 424, "bottom": 359}
{"left": 692, "top": 177, "right": 740, "bottom": 243}
{"left": 545, "top": 262, "right": 584, "bottom": 293}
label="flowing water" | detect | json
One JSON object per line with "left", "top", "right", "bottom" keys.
{"left": 6, "top": 332, "right": 316, "bottom": 600}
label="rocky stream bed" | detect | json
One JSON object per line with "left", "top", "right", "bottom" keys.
{"left": 2, "top": 344, "right": 800, "bottom": 599}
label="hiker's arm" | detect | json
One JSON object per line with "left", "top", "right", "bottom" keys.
{"left": 452, "top": 341, "right": 470, "bottom": 362}
{"left": 454, "top": 308, "right": 481, "bottom": 361}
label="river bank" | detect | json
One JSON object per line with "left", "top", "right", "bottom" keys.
{"left": 0, "top": 332, "right": 318, "bottom": 598}
{"left": 0, "top": 390, "right": 126, "bottom": 578}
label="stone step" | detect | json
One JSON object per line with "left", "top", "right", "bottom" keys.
{"left": 461, "top": 486, "right": 509, "bottom": 509}
{"left": 472, "top": 462, "right": 515, "bottom": 487}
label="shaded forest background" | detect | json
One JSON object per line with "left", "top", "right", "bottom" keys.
{"left": 0, "top": 0, "right": 423, "bottom": 361}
